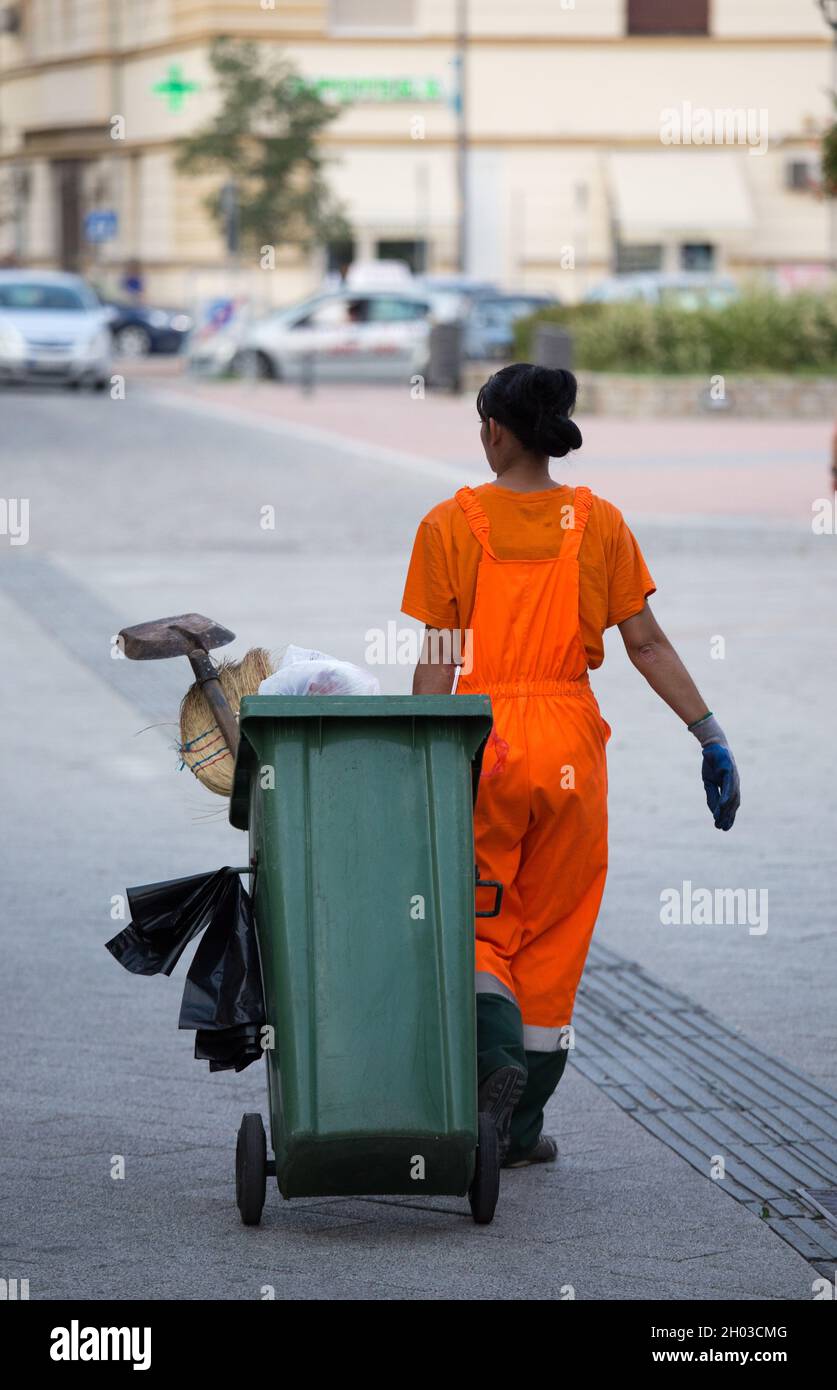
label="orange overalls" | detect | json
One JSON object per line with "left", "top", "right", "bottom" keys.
{"left": 455, "top": 485, "right": 610, "bottom": 1148}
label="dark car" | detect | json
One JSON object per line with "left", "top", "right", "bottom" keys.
{"left": 104, "top": 301, "right": 193, "bottom": 356}
{"left": 464, "top": 292, "right": 559, "bottom": 360}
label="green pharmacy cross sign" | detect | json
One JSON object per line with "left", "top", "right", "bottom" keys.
{"left": 152, "top": 64, "right": 200, "bottom": 113}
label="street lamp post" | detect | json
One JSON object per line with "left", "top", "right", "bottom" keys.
{"left": 454, "top": 0, "right": 469, "bottom": 274}
{"left": 817, "top": 0, "right": 837, "bottom": 270}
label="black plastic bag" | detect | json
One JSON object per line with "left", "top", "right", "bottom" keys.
{"left": 106, "top": 868, "right": 265, "bottom": 1072}
{"left": 193, "top": 1023, "right": 264, "bottom": 1074}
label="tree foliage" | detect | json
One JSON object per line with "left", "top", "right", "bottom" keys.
{"left": 176, "top": 38, "right": 351, "bottom": 253}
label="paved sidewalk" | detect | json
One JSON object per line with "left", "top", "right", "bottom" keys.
{"left": 1, "top": 384, "right": 835, "bottom": 1300}
{"left": 0, "top": 586, "right": 821, "bottom": 1301}
{"left": 147, "top": 376, "right": 835, "bottom": 522}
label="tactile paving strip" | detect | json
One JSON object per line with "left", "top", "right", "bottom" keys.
{"left": 573, "top": 941, "right": 837, "bottom": 1278}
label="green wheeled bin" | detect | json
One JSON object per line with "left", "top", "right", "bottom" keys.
{"left": 228, "top": 694, "right": 502, "bottom": 1226}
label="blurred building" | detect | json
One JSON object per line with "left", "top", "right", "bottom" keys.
{"left": 0, "top": 0, "right": 832, "bottom": 304}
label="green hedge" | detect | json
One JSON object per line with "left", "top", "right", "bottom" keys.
{"left": 513, "top": 291, "right": 837, "bottom": 374}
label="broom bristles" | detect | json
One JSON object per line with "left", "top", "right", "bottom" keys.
{"left": 179, "top": 647, "right": 273, "bottom": 797}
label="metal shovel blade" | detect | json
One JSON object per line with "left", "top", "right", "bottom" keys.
{"left": 119, "top": 614, "right": 236, "bottom": 661}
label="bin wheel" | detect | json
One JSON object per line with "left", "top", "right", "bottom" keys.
{"left": 236, "top": 1113, "right": 267, "bottom": 1226}
{"left": 469, "top": 1112, "right": 500, "bottom": 1225}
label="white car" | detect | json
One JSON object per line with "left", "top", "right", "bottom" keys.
{"left": 343, "top": 259, "right": 414, "bottom": 291}
{"left": 201, "top": 288, "right": 439, "bottom": 383}
{"left": 0, "top": 271, "right": 112, "bottom": 389}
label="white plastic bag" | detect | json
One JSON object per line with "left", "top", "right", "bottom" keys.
{"left": 258, "top": 645, "right": 380, "bottom": 698}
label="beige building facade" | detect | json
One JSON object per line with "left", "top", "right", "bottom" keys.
{"left": 0, "top": 0, "right": 833, "bottom": 305}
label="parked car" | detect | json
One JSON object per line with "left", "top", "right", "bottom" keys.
{"left": 104, "top": 300, "right": 193, "bottom": 356}
{"left": 464, "top": 292, "right": 558, "bottom": 360}
{"left": 0, "top": 271, "right": 112, "bottom": 389}
{"left": 343, "top": 259, "right": 414, "bottom": 291}
{"left": 191, "top": 288, "right": 441, "bottom": 383}
{"left": 416, "top": 274, "right": 499, "bottom": 302}
{"left": 584, "top": 272, "right": 739, "bottom": 309}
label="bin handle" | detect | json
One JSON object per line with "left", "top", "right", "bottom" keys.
{"left": 231, "top": 857, "right": 258, "bottom": 896}
{"left": 475, "top": 865, "right": 503, "bottom": 918}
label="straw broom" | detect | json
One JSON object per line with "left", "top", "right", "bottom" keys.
{"left": 179, "top": 647, "right": 273, "bottom": 797}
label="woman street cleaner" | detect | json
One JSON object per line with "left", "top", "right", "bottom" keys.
{"left": 401, "top": 363, "right": 740, "bottom": 1169}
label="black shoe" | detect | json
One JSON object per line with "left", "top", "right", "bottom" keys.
{"left": 477, "top": 1065, "right": 526, "bottom": 1162}
{"left": 503, "top": 1133, "right": 558, "bottom": 1168}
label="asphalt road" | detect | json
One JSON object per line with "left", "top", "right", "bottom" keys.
{"left": 1, "top": 380, "right": 835, "bottom": 1300}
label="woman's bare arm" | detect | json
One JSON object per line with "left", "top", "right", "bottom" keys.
{"left": 618, "top": 603, "right": 709, "bottom": 725}
{"left": 619, "top": 601, "right": 740, "bottom": 829}
{"left": 412, "top": 627, "right": 458, "bottom": 694}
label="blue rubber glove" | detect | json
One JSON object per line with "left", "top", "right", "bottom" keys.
{"left": 690, "top": 714, "right": 740, "bottom": 832}
{"left": 701, "top": 743, "right": 740, "bottom": 831}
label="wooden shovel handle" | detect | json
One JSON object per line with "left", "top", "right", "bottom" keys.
{"left": 188, "top": 649, "right": 240, "bottom": 757}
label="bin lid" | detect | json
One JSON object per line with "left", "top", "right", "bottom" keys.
{"left": 229, "top": 694, "right": 493, "bottom": 830}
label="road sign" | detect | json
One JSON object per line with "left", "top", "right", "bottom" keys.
{"left": 84, "top": 210, "right": 118, "bottom": 244}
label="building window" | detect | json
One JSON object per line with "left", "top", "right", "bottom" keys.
{"left": 627, "top": 1, "right": 709, "bottom": 36}
{"left": 785, "top": 159, "right": 818, "bottom": 193}
{"left": 615, "top": 242, "right": 663, "bottom": 274}
{"left": 680, "top": 243, "right": 715, "bottom": 272}
{"left": 329, "top": 1, "right": 415, "bottom": 33}
{"left": 376, "top": 238, "right": 427, "bottom": 274}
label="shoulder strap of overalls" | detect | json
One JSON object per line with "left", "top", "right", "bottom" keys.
{"left": 456, "top": 485, "right": 593, "bottom": 560}
{"left": 561, "top": 486, "right": 594, "bottom": 560}
{"left": 455, "top": 488, "right": 498, "bottom": 558}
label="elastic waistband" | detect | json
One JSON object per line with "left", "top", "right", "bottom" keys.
{"left": 458, "top": 675, "right": 591, "bottom": 697}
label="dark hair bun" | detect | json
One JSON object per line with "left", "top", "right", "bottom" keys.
{"left": 476, "top": 363, "right": 582, "bottom": 459}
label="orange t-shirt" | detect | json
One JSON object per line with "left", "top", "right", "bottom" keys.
{"left": 401, "top": 483, "right": 655, "bottom": 670}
